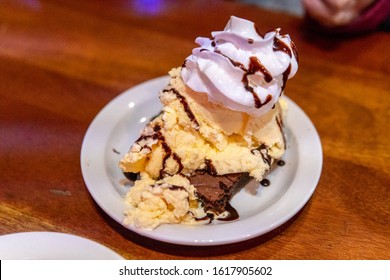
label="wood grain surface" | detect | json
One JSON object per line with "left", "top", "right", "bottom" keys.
{"left": 0, "top": 0, "right": 389, "bottom": 260}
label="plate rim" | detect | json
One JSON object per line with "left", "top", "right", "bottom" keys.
{"left": 0, "top": 231, "right": 124, "bottom": 260}
{"left": 80, "top": 75, "right": 323, "bottom": 246}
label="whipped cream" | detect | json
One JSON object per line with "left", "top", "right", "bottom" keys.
{"left": 181, "top": 16, "right": 298, "bottom": 116}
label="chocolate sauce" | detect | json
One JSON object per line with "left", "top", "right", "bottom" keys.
{"left": 214, "top": 50, "right": 274, "bottom": 109}
{"left": 160, "top": 141, "right": 183, "bottom": 179}
{"left": 276, "top": 115, "right": 286, "bottom": 150}
{"left": 242, "top": 34, "right": 297, "bottom": 107}
{"left": 205, "top": 159, "right": 218, "bottom": 176}
{"left": 290, "top": 40, "right": 299, "bottom": 63}
{"left": 281, "top": 64, "right": 291, "bottom": 94}
{"left": 194, "top": 203, "right": 239, "bottom": 223}
{"left": 217, "top": 202, "right": 239, "bottom": 221}
{"left": 123, "top": 172, "right": 139, "bottom": 181}
{"left": 163, "top": 88, "right": 199, "bottom": 128}
{"left": 248, "top": 56, "right": 273, "bottom": 83}
{"left": 214, "top": 49, "right": 246, "bottom": 71}
{"left": 149, "top": 111, "right": 162, "bottom": 122}
{"left": 252, "top": 144, "right": 271, "bottom": 166}
{"left": 168, "top": 185, "right": 186, "bottom": 191}
{"left": 241, "top": 56, "right": 274, "bottom": 108}
{"left": 134, "top": 122, "right": 183, "bottom": 179}
{"left": 153, "top": 124, "right": 161, "bottom": 132}
{"left": 277, "top": 160, "right": 285, "bottom": 166}
{"left": 273, "top": 37, "right": 292, "bottom": 58}
{"left": 195, "top": 212, "right": 214, "bottom": 224}
{"left": 260, "top": 178, "right": 270, "bottom": 186}
{"left": 273, "top": 36, "right": 297, "bottom": 94}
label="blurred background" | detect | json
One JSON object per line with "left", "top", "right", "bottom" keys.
{"left": 234, "top": 0, "right": 304, "bottom": 16}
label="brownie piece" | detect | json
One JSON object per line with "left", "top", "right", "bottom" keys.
{"left": 189, "top": 170, "right": 251, "bottom": 216}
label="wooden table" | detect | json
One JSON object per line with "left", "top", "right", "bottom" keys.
{"left": 1, "top": 0, "right": 389, "bottom": 260}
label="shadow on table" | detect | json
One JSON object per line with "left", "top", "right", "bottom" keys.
{"left": 96, "top": 200, "right": 311, "bottom": 258}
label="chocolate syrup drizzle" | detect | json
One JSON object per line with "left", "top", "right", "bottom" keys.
{"left": 217, "top": 202, "right": 239, "bottom": 221}
{"left": 134, "top": 124, "right": 183, "bottom": 179}
{"left": 273, "top": 36, "right": 292, "bottom": 57}
{"left": 252, "top": 143, "right": 272, "bottom": 166}
{"left": 204, "top": 159, "right": 218, "bottom": 176}
{"left": 195, "top": 202, "right": 239, "bottom": 223}
{"left": 168, "top": 185, "right": 186, "bottom": 191}
{"left": 260, "top": 178, "right": 271, "bottom": 187}
{"left": 133, "top": 84, "right": 204, "bottom": 179}
{"left": 163, "top": 88, "right": 199, "bottom": 129}
{"left": 276, "top": 115, "right": 286, "bottom": 150}
{"left": 243, "top": 56, "right": 273, "bottom": 108}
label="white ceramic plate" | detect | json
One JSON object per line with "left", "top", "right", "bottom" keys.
{"left": 81, "top": 76, "right": 322, "bottom": 246}
{"left": 0, "top": 232, "right": 124, "bottom": 259}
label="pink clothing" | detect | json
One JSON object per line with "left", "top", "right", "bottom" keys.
{"left": 342, "top": 0, "right": 390, "bottom": 33}
{"left": 307, "top": 0, "right": 390, "bottom": 35}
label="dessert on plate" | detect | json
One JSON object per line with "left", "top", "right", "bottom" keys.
{"left": 119, "top": 16, "right": 298, "bottom": 229}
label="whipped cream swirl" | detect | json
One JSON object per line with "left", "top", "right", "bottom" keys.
{"left": 181, "top": 16, "right": 298, "bottom": 116}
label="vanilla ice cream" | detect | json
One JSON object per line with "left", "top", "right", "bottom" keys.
{"left": 123, "top": 174, "right": 207, "bottom": 229}
{"left": 120, "top": 16, "right": 298, "bottom": 229}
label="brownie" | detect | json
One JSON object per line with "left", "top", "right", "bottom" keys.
{"left": 189, "top": 170, "right": 251, "bottom": 217}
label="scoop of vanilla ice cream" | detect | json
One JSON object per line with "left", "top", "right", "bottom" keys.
{"left": 120, "top": 67, "right": 285, "bottom": 181}
{"left": 123, "top": 174, "right": 206, "bottom": 229}
{"left": 181, "top": 16, "right": 298, "bottom": 116}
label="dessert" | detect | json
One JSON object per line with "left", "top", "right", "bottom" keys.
{"left": 120, "top": 16, "right": 298, "bottom": 229}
